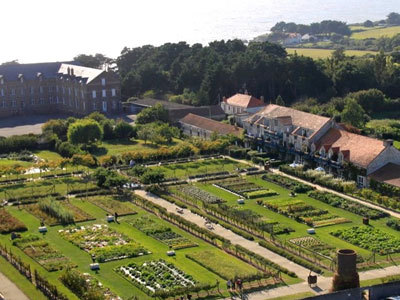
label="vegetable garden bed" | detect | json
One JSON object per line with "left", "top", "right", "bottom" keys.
{"left": 174, "top": 185, "right": 225, "bottom": 204}
{"left": 86, "top": 196, "right": 137, "bottom": 216}
{"left": 13, "top": 234, "right": 74, "bottom": 272}
{"left": 130, "top": 216, "right": 197, "bottom": 250}
{"left": 331, "top": 226, "right": 400, "bottom": 254}
{"left": 213, "top": 177, "right": 278, "bottom": 198}
{"left": 0, "top": 209, "right": 27, "bottom": 234}
{"left": 117, "top": 259, "right": 197, "bottom": 296}
{"left": 59, "top": 224, "right": 149, "bottom": 262}
{"left": 290, "top": 236, "right": 335, "bottom": 259}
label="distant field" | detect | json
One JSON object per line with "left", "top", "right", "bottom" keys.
{"left": 351, "top": 26, "right": 400, "bottom": 39}
{"left": 287, "top": 48, "right": 376, "bottom": 59}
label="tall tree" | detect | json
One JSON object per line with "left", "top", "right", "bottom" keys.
{"left": 341, "top": 98, "right": 366, "bottom": 128}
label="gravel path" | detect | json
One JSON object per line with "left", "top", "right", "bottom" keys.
{"left": 0, "top": 270, "right": 30, "bottom": 300}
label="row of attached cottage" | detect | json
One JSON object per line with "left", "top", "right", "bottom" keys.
{"left": 178, "top": 93, "right": 400, "bottom": 189}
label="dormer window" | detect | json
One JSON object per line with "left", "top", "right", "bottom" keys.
{"left": 338, "top": 152, "right": 344, "bottom": 164}
{"left": 319, "top": 147, "right": 326, "bottom": 157}
{"left": 37, "top": 72, "right": 43, "bottom": 81}
{"left": 18, "top": 74, "right": 24, "bottom": 83}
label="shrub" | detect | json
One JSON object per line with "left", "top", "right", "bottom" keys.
{"left": 57, "top": 141, "right": 82, "bottom": 158}
{"left": 244, "top": 189, "right": 278, "bottom": 199}
{"left": 0, "top": 135, "right": 39, "bottom": 154}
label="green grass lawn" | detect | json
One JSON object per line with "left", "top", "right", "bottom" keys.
{"left": 286, "top": 48, "right": 376, "bottom": 59}
{"left": 394, "top": 141, "right": 400, "bottom": 150}
{"left": 34, "top": 150, "right": 63, "bottom": 163}
{"left": 351, "top": 25, "right": 400, "bottom": 39}
{"left": 0, "top": 187, "right": 286, "bottom": 300}
{"left": 195, "top": 175, "right": 400, "bottom": 265}
{"left": 92, "top": 138, "right": 183, "bottom": 157}
{"left": 0, "top": 159, "right": 34, "bottom": 168}
{"left": 150, "top": 158, "right": 248, "bottom": 179}
{"left": 269, "top": 292, "right": 315, "bottom": 300}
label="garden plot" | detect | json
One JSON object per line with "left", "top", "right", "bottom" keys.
{"left": 13, "top": 234, "right": 73, "bottom": 272}
{"left": 86, "top": 196, "right": 136, "bottom": 216}
{"left": 117, "top": 259, "right": 196, "bottom": 295}
{"left": 213, "top": 178, "right": 278, "bottom": 198}
{"left": 290, "top": 236, "right": 336, "bottom": 259}
{"left": 130, "top": 216, "right": 197, "bottom": 250}
{"left": 60, "top": 268, "right": 121, "bottom": 300}
{"left": 0, "top": 209, "right": 27, "bottom": 234}
{"left": 260, "top": 198, "right": 350, "bottom": 227}
{"left": 59, "top": 224, "right": 149, "bottom": 262}
{"left": 24, "top": 199, "right": 94, "bottom": 226}
{"left": 331, "top": 226, "right": 400, "bottom": 254}
{"left": 174, "top": 185, "right": 225, "bottom": 204}
{"left": 186, "top": 250, "right": 261, "bottom": 280}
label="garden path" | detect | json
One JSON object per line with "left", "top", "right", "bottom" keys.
{"left": 134, "top": 189, "right": 315, "bottom": 281}
{"left": 270, "top": 169, "right": 400, "bottom": 220}
{"left": 0, "top": 270, "right": 30, "bottom": 300}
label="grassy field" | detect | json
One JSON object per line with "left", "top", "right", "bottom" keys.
{"left": 195, "top": 175, "right": 400, "bottom": 266}
{"left": 0, "top": 175, "right": 290, "bottom": 299}
{"left": 92, "top": 138, "right": 183, "bottom": 157}
{"left": 395, "top": 141, "right": 400, "bottom": 150}
{"left": 150, "top": 158, "right": 248, "bottom": 179}
{"left": 351, "top": 25, "right": 400, "bottom": 39}
{"left": 0, "top": 159, "right": 33, "bottom": 168}
{"left": 34, "top": 150, "right": 63, "bottom": 163}
{"left": 286, "top": 48, "right": 376, "bottom": 59}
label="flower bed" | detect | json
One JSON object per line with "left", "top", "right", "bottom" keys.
{"left": 185, "top": 250, "right": 261, "bottom": 280}
{"left": 331, "top": 226, "right": 400, "bottom": 254}
{"left": 176, "top": 185, "right": 225, "bottom": 204}
{"left": 60, "top": 268, "right": 121, "bottom": 300}
{"left": 59, "top": 224, "right": 148, "bottom": 262}
{"left": 243, "top": 189, "right": 278, "bottom": 199}
{"left": 13, "top": 234, "right": 73, "bottom": 271}
{"left": 130, "top": 216, "right": 197, "bottom": 250}
{"left": 0, "top": 209, "right": 27, "bottom": 234}
{"left": 86, "top": 196, "right": 137, "bottom": 216}
{"left": 260, "top": 198, "right": 350, "bottom": 227}
{"left": 24, "top": 200, "right": 94, "bottom": 226}
{"left": 308, "top": 191, "right": 389, "bottom": 220}
{"left": 117, "top": 260, "right": 197, "bottom": 296}
{"left": 290, "top": 236, "right": 335, "bottom": 258}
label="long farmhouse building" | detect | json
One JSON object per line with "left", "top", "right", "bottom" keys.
{"left": 243, "top": 104, "right": 400, "bottom": 188}
{"left": 0, "top": 62, "right": 121, "bottom": 118}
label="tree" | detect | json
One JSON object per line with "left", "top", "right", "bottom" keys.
{"left": 42, "top": 119, "right": 68, "bottom": 140}
{"left": 387, "top": 12, "right": 400, "bottom": 25}
{"left": 93, "top": 168, "right": 128, "bottom": 189}
{"left": 348, "top": 89, "right": 385, "bottom": 114}
{"left": 341, "top": 98, "right": 366, "bottom": 128}
{"left": 73, "top": 53, "right": 111, "bottom": 69}
{"left": 137, "top": 125, "right": 152, "bottom": 144}
{"left": 136, "top": 103, "right": 168, "bottom": 124}
{"left": 86, "top": 112, "right": 107, "bottom": 123}
{"left": 114, "top": 121, "right": 135, "bottom": 139}
{"left": 140, "top": 169, "right": 165, "bottom": 184}
{"left": 67, "top": 119, "right": 103, "bottom": 145}
{"left": 363, "top": 20, "right": 374, "bottom": 28}
{"left": 275, "top": 95, "right": 285, "bottom": 106}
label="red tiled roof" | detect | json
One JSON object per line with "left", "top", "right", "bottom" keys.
{"left": 180, "top": 113, "right": 243, "bottom": 137}
{"left": 249, "top": 104, "right": 331, "bottom": 133}
{"left": 316, "top": 128, "right": 386, "bottom": 169}
{"left": 369, "top": 163, "right": 400, "bottom": 188}
{"left": 225, "top": 93, "right": 265, "bottom": 108}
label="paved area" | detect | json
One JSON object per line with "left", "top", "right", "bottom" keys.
{"left": 0, "top": 113, "right": 136, "bottom": 137}
{"left": 0, "top": 271, "right": 29, "bottom": 300}
{"left": 135, "top": 189, "right": 400, "bottom": 300}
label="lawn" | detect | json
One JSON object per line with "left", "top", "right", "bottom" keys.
{"left": 395, "top": 140, "right": 400, "bottom": 150}
{"left": 0, "top": 159, "right": 33, "bottom": 168}
{"left": 150, "top": 158, "right": 248, "bottom": 179}
{"left": 34, "top": 150, "right": 63, "bottom": 163}
{"left": 92, "top": 138, "right": 183, "bottom": 157}
{"left": 351, "top": 25, "right": 400, "bottom": 39}
{"left": 286, "top": 48, "right": 376, "bottom": 59}
{"left": 0, "top": 184, "right": 283, "bottom": 300}
{"left": 195, "top": 174, "right": 400, "bottom": 265}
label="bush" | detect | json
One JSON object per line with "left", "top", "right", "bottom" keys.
{"left": 114, "top": 121, "right": 135, "bottom": 139}
{"left": 57, "top": 141, "right": 82, "bottom": 158}
{"left": 0, "top": 135, "right": 39, "bottom": 154}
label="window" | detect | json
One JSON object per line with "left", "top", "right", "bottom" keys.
{"left": 21, "top": 101, "right": 25, "bottom": 108}
{"left": 92, "top": 101, "right": 96, "bottom": 110}
{"left": 56, "top": 96, "right": 59, "bottom": 104}
{"left": 111, "top": 88, "right": 116, "bottom": 97}
{"left": 69, "top": 99, "right": 72, "bottom": 107}
{"left": 11, "top": 89, "right": 15, "bottom": 96}
{"left": 31, "top": 99, "right": 35, "bottom": 105}
{"left": 48, "top": 86, "right": 52, "bottom": 93}
{"left": 81, "top": 91, "right": 84, "bottom": 98}
{"left": 62, "top": 97, "right": 65, "bottom": 105}
{"left": 75, "top": 88, "right": 78, "bottom": 97}
{"left": 0, "top": 78, "right": 3, "bottom": 85}
{"left": 12, "top": 100, "right": 16, "bottom": 107}
{"left": 75, "top": 100, "right": 78, "bottom": 109}
{"left": 92, "top": 90, "right": 96, "bottom": 99}
{"left": 68, "top": 87, "right": 71, "bottom": 95}
{"left": 31, "top": 87, "right": 34, "bottom": 94}
{"left": 39, "top": 98, "right": 44, "bottom": 105}
{"left": 0, "top": 89, "right": 3, "bottom": 96}
{"left": 56, "top": 86, "right": 59, "bottom": 92}
{"left": 83, "top": 101, "right": 86, "bottom": 111}
{"left": 20, "top": 88, "right": 24, "bottom": 95}
{"left": 62, "top": 87, "right": 65, "bottom": 94}
{"left": 102, "top": 89, "right": 106, "bottom": 97}
{"left": 112, "top": 100, "right": 116, "bottom": 109}
{"left": 102, "top": 101, "right": 107, "bottom": 112}
{"left": 101, "top": 78, "right": 106, "bottom": 86}
{"left": 39, "top": 86, "right": 43, "bottom": 94}
{"left": 1, "top": 100, "right": 5, "bottom": 108}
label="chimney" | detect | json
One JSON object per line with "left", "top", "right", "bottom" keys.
{"left": 244, "top": 90, "right": 248, "bottom": 95}
{"left": 331, "top": 249, "right": 359, "bottom": 292}
{"left": 384, "top": 139, "right": 394, "bottom": 148}
{"left": 260, "top": 96, "right": 265, "bottom": 103}
{"left": 67, "top": 67, "right": 70, "bottom": 76}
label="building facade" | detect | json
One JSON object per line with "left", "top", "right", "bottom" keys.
{"left": 180, "top": 113, "right": 243, "bottom": 140}
{"left": 221, "top": 93, "right": 265, "bottom": 116}
{"left": 0, "top": 62, "right": 121, "bottom": 118}
{"left": 243, "top": 104, "right": 400, "bottom": 188}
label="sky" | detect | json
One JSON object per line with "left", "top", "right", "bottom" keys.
{"left": 1, "top": 0, "right": 399, "bottom": 64}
